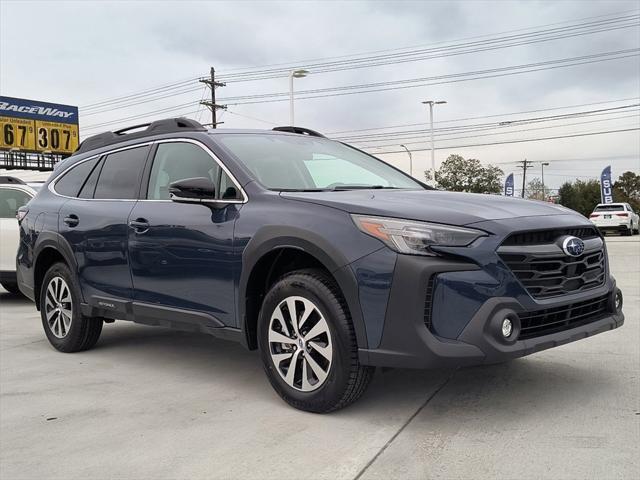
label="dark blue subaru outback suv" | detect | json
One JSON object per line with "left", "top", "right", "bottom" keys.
{"left": 16, "top": 118, "right": 624, "bottom": 412}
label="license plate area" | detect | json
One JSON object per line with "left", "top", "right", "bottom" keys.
{"left": 604, "top": 214, "right": 612, "bottom": 219}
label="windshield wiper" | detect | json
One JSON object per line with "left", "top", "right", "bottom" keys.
{"left": 277, "top": 185, "right": 402, "bottom": 192}
{"left": 330, "top": 185, "right": 393, "bottom": 191}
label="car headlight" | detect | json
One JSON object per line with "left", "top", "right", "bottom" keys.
{"left": 351, "top": 215, "right": 487, "bottom": 256}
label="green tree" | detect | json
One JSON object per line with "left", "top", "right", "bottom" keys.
{"left": 425, "top": 154, "right": 503, "bottom": 193}
{"left": 525, "top": 177, "right": 551, "bottom": 201}
{"left": 613, "top": 171, "right": 640, "bottom": 211}
{"left": 557, "top": 179, "right": 601, "bottom": 217}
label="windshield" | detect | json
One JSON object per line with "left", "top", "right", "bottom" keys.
{"left": 215, "top": 133, "right": 424, "bottom": 191}
{"left": 594, "top": 204, "right": 625, "bottom": 212}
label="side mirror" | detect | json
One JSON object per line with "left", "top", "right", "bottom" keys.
{"left": 169, "top": 177, "right": 216, "bottom": 202}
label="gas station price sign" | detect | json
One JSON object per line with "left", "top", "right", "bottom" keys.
{"left": 0, "top": 96, "right": 79, "bottom": 155}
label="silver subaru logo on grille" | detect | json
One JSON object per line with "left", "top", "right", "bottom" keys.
{"left": 562, "top": 236, "right": 585, "bottom": 257}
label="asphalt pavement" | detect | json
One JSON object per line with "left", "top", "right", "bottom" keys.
{"left": 0, "top": 236, "right": 638, "bottom": 480}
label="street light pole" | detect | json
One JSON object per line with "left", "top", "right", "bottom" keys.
{"left": 541, "top": 162, "right": 550, "bottom": 201}
{"left": 399, "top": 144, "right": 413, "bottom": 177}
{"left": 289, "top": 69, "right": 309, "bottom": 126}
{"left": 422, "top": 100, "right": 447, "bottom": 186}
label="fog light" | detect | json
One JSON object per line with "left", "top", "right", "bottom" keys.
{"left": 501, "top": 318, "right": 513, "bottom": 338}
{"left": 615, "top": 290, "right": 623, "bottom": 312}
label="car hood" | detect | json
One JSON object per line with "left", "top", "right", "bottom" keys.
{"left": 280, "top": 189, "right": 581, "bottom": 226}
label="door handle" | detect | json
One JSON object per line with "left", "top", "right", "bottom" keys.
{"left": 129, "top": 218, "right": 150, "bottom": 234}
{"left": 63, "top": 214, "right": 79, "bottom": 227}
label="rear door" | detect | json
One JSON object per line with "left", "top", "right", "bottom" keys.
{"left": 127, "top": 140, "right": 244, "bottom": 328}
{"left": 57, "top": 144, "right": 151, "bottom": 311}
{"left": 0, "top": 186, "right": 33, "bottom": 272}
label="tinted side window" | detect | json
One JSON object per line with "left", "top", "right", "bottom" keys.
{"left": 0, "top": 188, "right": 32, "bottom": 218}
{"left": 78, "top": 158, "right": 104, "bottom": 199}
{"left": 147, "top": 143, "right": 220, "bottom": 200}
{"left": 94, "top": 146, "right": 150, "bottom": 200}
{"left": 55, "top": 157, "right": 100, "bottom": 197}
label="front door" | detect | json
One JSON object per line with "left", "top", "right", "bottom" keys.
{"left": 127, "top": 140, "right": 243, "bottom": 329}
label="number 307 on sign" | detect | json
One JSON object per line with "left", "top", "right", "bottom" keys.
{"left": 34, "top": 120, "right": 79, "bottom": 154}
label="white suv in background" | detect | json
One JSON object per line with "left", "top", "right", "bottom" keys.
{"left": 0, "top": 177, "right": 37, "bottom": 294}
{"left": 589, "top": 203, "right": 639, "bottom": 236}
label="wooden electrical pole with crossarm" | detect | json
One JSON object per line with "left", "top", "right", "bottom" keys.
{"left": 199, "top": 67, "right": 227, "bottom": 128}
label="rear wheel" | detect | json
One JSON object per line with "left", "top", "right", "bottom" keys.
{"left": 258, "top": 269, "right": 374, "bottom": 413}
{"left": 39, "top": 262, "right": 103, "bottom": 352}
{"left": 624, "top": 226, "right": 633, "bottom": 236}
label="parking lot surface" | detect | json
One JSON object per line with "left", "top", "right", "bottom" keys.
{"left": 0, "top": 237, "right": 638, "bottom": 480}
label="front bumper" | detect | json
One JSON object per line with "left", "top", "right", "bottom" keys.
{"left": 358, "top": 254, "right": 624, "bottom": 369}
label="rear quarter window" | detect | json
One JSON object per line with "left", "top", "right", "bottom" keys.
{"left": 54, "top": 157, "right": 101, "bottom": 197}
{"left": 94, "top": 146, "right": 150, "bottom": 200}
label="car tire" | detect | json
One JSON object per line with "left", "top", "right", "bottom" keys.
{"left": 258, "top": 268, "right": 374, "bottom": 413}
{"left": 1, "top": 281, "right": 22, "bottom": 295}
{"left": 39, "top": 262, "right": 103, "bottom": 353}
{"left": 624, "top": 226, "right": 633, "bottom": 236}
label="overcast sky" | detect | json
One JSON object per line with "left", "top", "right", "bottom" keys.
{"left": 1, "top": 0, "right": 639, "bottom": 191}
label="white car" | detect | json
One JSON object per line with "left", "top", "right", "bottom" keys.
{"left": 589, "top": 202, "right": 640, "bottom": 236}
{"left": 0, "top": 177, "right": 36, "bottom": 294}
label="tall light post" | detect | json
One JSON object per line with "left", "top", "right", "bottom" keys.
{"left": 541, "top": 162, "right": 550, "bottom": 201}
{"left": 399, "top": 144, "right": 413, "bottom": 177}
{"left": 422, "top": 100, "right": 447, "bottom": 186}
{"left": 289, "top": 69, "right": 309, "bottom": 126}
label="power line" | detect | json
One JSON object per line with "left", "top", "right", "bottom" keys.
{"left": 223, "top": 50, "right": 639, "bottom": 106}
{"left": 326, "top": 97, "right": 640, "bottom": 135}
{"left": 213, "top": 9, "right": 639, "bottom": 76}
{"left": 337, "top": 105, "right": 640, "bottom": 143}
{"left": 80, "top": 76, "right": 201, "bottom": 110}
{"left": 76, "top": 12, "right": 638, "bottom": 114}
{"left": 217, "top": 15, "right": 639, "bottom": 81}
{"left": 370, "top": 128, "right": 640, "bottom": 154}
{"left": 81, "top": 50, "right": 638, "bottom": 132}
{"left": 356, "top": 114, "right": 640, "bottom": 149}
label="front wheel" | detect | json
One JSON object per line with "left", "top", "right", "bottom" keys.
{"left": 258, "top": 269, "right": 374, "bottom": 413}
{"left": 40, "top": 262, "right": 103, "bottom": 352}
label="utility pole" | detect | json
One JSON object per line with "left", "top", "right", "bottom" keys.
{"left": 199, "top": 67, "right": 227, "bottom": 128}
{"left": 421, "top": 100, "right": 447, "bottom": 187}
{"left": 541, "top": 162, "right": 550, "bottom": 201}
{"left": 517, "top": 159, "right": 535, "bottom": 198}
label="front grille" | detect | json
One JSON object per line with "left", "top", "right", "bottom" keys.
{"left": 518, "top": 294, "right": 609, "bottom": 339}
{"left": 498, "top": 227, "right": 606, "bottom": 299}
{"left": 502, "top": 227, "right": 599, "bottom": 246}
{"left": 424, "top": 275, "right": 435, "bottom": 329}
{"left": 499, "top": 249, "right": 606, "bottom": 298}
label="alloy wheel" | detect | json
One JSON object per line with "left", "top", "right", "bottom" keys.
{"left": 44, "top": 277, "right": 73, "bottom": 339}
{"left": 268, "top": 296, "right": 333, "bottom": 392}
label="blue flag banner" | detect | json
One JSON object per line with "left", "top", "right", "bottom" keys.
{"left": 504, "top": 173, "right": 514, "bottom": 196}
{"left": 600, "top": 166, "right": 613, "bottom": 204}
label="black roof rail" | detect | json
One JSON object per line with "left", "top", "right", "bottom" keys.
{"left": 0, "top": 175, "right": 27, "bottom": 185}
{"left": 272, "top": 126, "right": 326, "bottom": 138}
{"left": 75, "top": 117, "right": 207, "bottom": 155}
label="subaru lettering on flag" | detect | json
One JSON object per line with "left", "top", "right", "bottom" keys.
{"left": 504, "top": 173, "right": 514, "bottom": 197}
{"left": 600, "top": 165, "right": 613, "bottom": 204}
